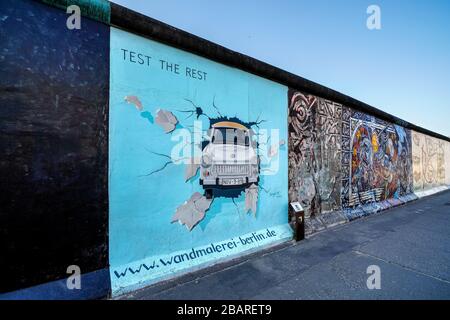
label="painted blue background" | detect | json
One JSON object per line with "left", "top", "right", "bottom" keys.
{"left": 109, "top": 27, "right": 290, "bottom": 289}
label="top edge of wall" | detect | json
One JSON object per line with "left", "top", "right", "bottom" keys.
{"left": 35, "top": 0, "right": 449, "bottom": 142}
{"left": 38, "top": 0, "right": 110, "bottom": 24}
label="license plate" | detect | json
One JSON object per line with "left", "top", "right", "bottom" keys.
{"left": 222, "top": 178, "right": 243, "bottom": 185}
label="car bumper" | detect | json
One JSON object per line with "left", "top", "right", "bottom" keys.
{"left": 201, "top": 176, "right": 258, "bottom": 186}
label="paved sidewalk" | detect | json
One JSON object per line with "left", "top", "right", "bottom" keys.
{"left": 121, "top": 190, "right": 450, "bottom": 300}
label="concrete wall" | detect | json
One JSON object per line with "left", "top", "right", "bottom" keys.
{"left": 1, "top": 0, "right": 449, "bottom": 299}
{"left": 108, "top": 27, "right": 291, "bottom": 296}
{"left": 287, "top": 93, "right": 449, "bottom": 236}
{"left": 412, "top": 130, "right": 449, "bottom": 196}
{"left": 446, "top": 141, "right": 450, "bottom": 186}
{"left": 0, "top": 0, "right": 110, "bottom": 298}
{"left": 288, "top": 90, "right": 343, "bottom": 219}
{"left": 288, "top": 89, "right": 418, "bottom": 233}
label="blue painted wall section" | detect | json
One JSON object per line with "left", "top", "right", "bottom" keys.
{"left": 109, "top": 27, "right": 292, "bottom": 296}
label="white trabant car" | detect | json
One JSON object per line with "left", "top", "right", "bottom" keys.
{"left": 200, "top": 121, "right": 259, "bottom": 198}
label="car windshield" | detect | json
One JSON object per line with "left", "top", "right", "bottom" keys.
{"left": 212, "top": 128, "right": 250, "bottom": 146}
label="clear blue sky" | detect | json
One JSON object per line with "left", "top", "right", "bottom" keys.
{"left": 111, "top": 0, "right": 450, "bottom": 137}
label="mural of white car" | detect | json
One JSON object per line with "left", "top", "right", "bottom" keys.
{"left": 200, "top": 121, "right": 259, "bottom": 199}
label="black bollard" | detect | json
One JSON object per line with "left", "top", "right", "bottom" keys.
{"left": 290, "top": 202, "right": 305, "bottom": 241}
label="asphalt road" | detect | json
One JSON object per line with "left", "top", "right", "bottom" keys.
{"left": 121, "top": 190, "right": 450, "bottom": 300}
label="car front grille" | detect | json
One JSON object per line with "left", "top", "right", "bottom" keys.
{"left": 213, "top": 164, "right": 249, "bottom": 176}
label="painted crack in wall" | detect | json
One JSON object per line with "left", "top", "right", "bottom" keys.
{"left": 121, "top": 95, "right": 283, "bottom": 231}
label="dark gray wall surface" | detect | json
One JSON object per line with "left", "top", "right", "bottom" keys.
{"left": 0, "top": 0, "right": 109, "bottom": 292}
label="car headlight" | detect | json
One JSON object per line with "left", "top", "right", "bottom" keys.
{"left": 201, "top": 155, "right": 212, "bottom": 167}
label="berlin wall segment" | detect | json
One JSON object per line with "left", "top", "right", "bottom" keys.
{"left": 1, "top": 0, "right": 450, "bottom": 298}
{"left": 0, "top": 0, "right": 110, "bottom": 296}
{"left": 108, "top": 26, "right": 291, "bottom": 296}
